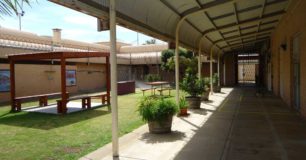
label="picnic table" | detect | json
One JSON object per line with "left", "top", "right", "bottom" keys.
{"left": 142, "top": 81, "right": 171, "bottom": 96}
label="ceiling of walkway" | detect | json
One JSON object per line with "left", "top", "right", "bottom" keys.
{"left": 49, "top": 0, "right": 290, "bottom": 56}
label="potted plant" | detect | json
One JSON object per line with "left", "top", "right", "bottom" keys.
{"left": 180, "top": 68, "right": 205, "bottom": 109}
{"left": 201, "top": 77, "right": 210, "bottom": 101}
{"left": 179, "top": 96, "right": 188, "bottom": 116}
{"left": 138, "top": 97, "right": 178, "bottom": 134}
{"left": 213, "top": 73, "right": 221, "bottom": 93}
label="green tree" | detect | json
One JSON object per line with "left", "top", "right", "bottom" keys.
{"left": 160, "top": 48, "right": 194, "bottom": 71}
{"left": 0, "top": 0, "right": 29, "bottom": 16}
{"left": 143, "top": 39, "right": 156, "bottom": 45}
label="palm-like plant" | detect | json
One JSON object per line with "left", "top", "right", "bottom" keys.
{"left": 0, "top": 0, "right": 29, "bottom": 16}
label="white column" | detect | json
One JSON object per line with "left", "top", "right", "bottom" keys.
{"left": 223, "top": 62, "right": 226, "bottom": 86}
{"left": 217, "top": 51, "right": 220, "bottom": 87}
{"left": 110, "top": 0, "right": 119, "bottom": 157}
{"left": 210, "top": 45, "right": 214, "bottom": 94}
{"left": 175, "top": 21, "right": 184, "bottom": 105}
{"left": 175, "top": 33, "right": 180, "bottom": 105}
{"left": 198, "top": 38, "right": 202, "bottom": 78}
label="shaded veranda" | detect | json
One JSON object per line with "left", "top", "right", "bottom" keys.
{"left": 82, "top": 86, "right": 306, "bottom": 160}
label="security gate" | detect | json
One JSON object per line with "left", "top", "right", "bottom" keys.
{"left": 238, "top": 54, "right": 258, "bottom": 84}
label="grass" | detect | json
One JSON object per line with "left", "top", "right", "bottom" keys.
{"left": 0, "top": 90, "right": 177, "bottom": 160}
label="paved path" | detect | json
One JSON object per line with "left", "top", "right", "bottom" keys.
{"left": 81, "top": 87, "right": 306, "bottom": 160}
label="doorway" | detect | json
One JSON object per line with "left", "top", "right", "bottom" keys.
{"left": 237, "top": 53, "right": 259, "bottom": 86}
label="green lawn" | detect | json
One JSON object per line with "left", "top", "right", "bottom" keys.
{"left": 0, "top": 90, "right": 179, "bottom": 160}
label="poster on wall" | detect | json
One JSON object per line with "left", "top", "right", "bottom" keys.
{"left": 66, "top": 70, "right": 76, "bottom": 86}
{"left": 0, "top": 70, "right": 10, "bottom": 92}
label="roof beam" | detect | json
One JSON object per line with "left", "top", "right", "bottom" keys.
{"left": 160, "top": 0, "right": 222, "bottom": 50}
{"left": 204, "top": 11, "right": 230, "bottom": 47}
{"left": 211, "top": 0, "right": 288, "bottom": 21}
{"left": 160, "top": 0, "right": 203, "bottom": 34}
{"left": 221, "top": 19, "right": 279, "bottom": 36}
{"left": 255, "top": 0, "right": 267, "bottom": 41}
{"left": 233, "top": 2, "right": 242, "bottom": 45}
{"left": 203, "top": 10, "right": 285, "bottom": 35}
{"left": 181, "top": 0, "right": 237, "bottom": 17}
{"left": 226, "top": 32, "right": 271, "bottom": 44}
{"left": 214, "top": 27, "right": 274, "bottom": 44}
{"left": 222, "top": 37, "right": 269, "bottom": 49}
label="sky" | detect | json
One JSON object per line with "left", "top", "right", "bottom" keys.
{"left": 0, "top": 0, "right": 165, "bottom": 45}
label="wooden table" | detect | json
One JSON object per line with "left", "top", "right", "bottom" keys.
{"left": 145, "top": 81, "right": 170, "bottom": 96}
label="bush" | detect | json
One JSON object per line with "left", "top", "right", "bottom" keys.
{"left": 138, "top": 97, "right": 178, "bottom": 122}
{"left": 144, "top": 74, "right": 161, "bottom": 82}
{"left": 203, "top": 77, "right": 211, "bottom": 90}
{"left": 161, "top": 48, "right": 193, "bottom": 71}
{"left": 179, "top": 96, "right": 187, "bottom": 109}
{"left": 213, "top": 73, "right": 219, "bottom": 85}
{"left": 180, "top": 72, "right": 205, "bottom": 97}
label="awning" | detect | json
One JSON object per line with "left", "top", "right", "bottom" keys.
{"left": 49, "top": 0, "right": 290, "bottom": 55}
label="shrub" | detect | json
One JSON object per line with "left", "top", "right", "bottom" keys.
{"left": 180, "top": 71, "right": 205, "bottom": 97}
{"left": 144, "top": 74, "right": 161, "bottom": 82}
{"left": 213, "top": 73, "right": 219, "bottom": 85}
{"left": 138, "top": 97, "right": 178, "bottom": 122}
{"left": 203, "top": 77, "right": 211, "bottom": 91}
{"left": 179, "top": 96, "right": 187, "bottom": 109}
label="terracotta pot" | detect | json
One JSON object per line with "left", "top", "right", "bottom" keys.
{"left": 179, "top": 108, "right": 188, "bottom": 116}
{"left": 148, "top": 116, "right": 173, "bottom": 134}
{"left": 186, "top": 96, "right": 201, "bottom": 109}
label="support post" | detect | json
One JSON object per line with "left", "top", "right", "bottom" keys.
{"left": 210, "top": 45, "right": 214, "bottom": 94}
{"left": 217, "top": 51, "right": 220, "bottom": 87}
{"left": 10, "top": 60, "right": 16, "bottom": 112}
{"left": 106, "top": 56, "right": 111, "bottom": 105}
{"left": 110, "top": 0, "right": 119, "bottom": 157}
{"left": 175, "top": 20, "right": 185, "bottom": 105}
{"left": 198, "top": 38, "right": 203, "bottom": 78}
{"left": 60, "top": 57, "right": 67, "bottom": 114}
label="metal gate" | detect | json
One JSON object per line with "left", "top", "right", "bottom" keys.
{"left": 238, "top": 54, "right": 258, "bottom": 84}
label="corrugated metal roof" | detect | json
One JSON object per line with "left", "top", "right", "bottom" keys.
{"left": 49, "top": 0, "right": 290, "bottom": 56}
{"left": 0, "top": 27, "right": 169, "bottom": 64}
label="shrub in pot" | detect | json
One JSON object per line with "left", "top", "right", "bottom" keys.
{"left": 212, "top": 73, "right": 221, "bottom": 93}
{"left": 201, "top": 77, "right": 210, "bottom": 101}
{"left": 138, "top": 97, "right": 178, "bottom": 134}
{"left": 180, "top": 68, "right": 205, "bottom": 109}
{"left": 179, "top": 96, "right": 188, "bottom": 116}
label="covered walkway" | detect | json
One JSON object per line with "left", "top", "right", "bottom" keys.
{"left": 82, "top": 87, "right": 306, "bottom": 160}
{"left": 176, "top": 87, "right": 306, "bottom": 160}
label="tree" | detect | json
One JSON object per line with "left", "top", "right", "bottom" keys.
{"left": 160, "top": 48, "right": 194, "bottom": 71}
{"left": 143, "top": 39, "right": 156, "bottom": 45}
{"left": 0, "top": 0, "right": 29, "bottom": 16}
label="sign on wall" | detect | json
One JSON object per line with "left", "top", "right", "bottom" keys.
{"left": 66, "top": 70, "right": 76, "bottom": 86}
{"left": 0, "top": 70, "right": 10, "bottom": 92}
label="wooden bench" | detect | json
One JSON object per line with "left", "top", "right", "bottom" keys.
{"left": 57, "top": 93, "right": 109, "bottom": 113}
{"left": 157, "top": 88, "right": 172, "bottom": 96}
{"left": 57, "top": 96, "right": 91, "bottom": 113}
{"left": 140, "top": 88, "right": 156, "bottom": 96}
{"left": 13, "top": 92, "right": 66, "bottom": 112}
{"left": 91, "top": 94, "right": 110, "bottom": 105}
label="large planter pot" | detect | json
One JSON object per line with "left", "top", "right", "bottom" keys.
{"left": 186, "top": 96, "right": 201, "bottom": 109}
{"left": 148, "top": 116, "right": 173, "bottom": 134}
{"left": 201, "top": 91, "right": 210, "bottom": 101}
{"left": 213, "top": 85, "right": 221, "bottom": 93}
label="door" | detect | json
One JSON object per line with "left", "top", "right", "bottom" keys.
{"left": 292, "top": 35, "right": 301, "bottom": 111}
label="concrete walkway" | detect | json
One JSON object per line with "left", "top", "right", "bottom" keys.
{"left": 81, "top": 87, "right": 306, "bottom": 160}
